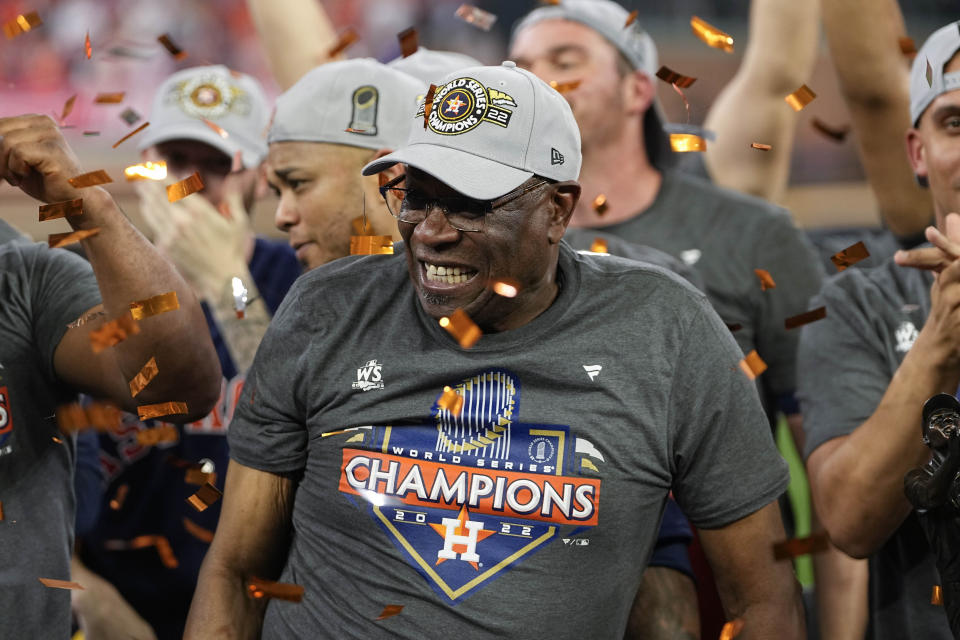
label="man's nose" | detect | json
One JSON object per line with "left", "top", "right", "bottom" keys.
{"left": 275, "top": 193, "right": 300, "bottom": 231}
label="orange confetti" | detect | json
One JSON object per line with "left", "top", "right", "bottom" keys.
{"left": 157, "top": 33, "right": 187, "bottom": 60}
{"left": 124, "top": 161, "right": 167, "bottom": 181}
{"left": 624, "top": 9, "right": 639, "bottom": 28}
{"left": 129, "top": 291, "right": 180, "bottom": 320}
{"left": 48, "top": 228, "right": 100, "bottom": 248}
{"left": 350, "top": 235, "right": 394, "bottom": 255}
{"left": 439, "top": 308, "right": 482, "bottom": 349}
{"left": 352, "top": 216, "right": 374, "bottom": 236}
{"left": 187, "top": 481, "right": 222, "bottom": 512}
{"left": 750, "top": 142, "right": 772, "bottom": 151}
{"left": 153, "top": 536, "right": 178, "bottom": 568}
{"left": 773, "top": 531, "right": 830, "bottom": 560}
{"left": 94, "top": 92, "right": 125, "bottom": 104}
{"left": 38, "top": 578, "right": 84, "bottom": 590}
{"left": 112, "top": 121, "right": 150, "bottom": 148}
{"left": 784, "top": 306, "right": 827, "bottom": 330}
{"left": 491, "top": 278, "right": 520, "bottom": 298}
{"left": 589, "top": 238, "right": 609, "bottom": 254}
{"left": 830, "top": 241, "right": 870, "bottom": 271}
{"left": 899, "top": 36, "right": 917, "bottom": 59}
{"left": 247, "top": 577, "right": 305, "bottom": 602}
{"left": 52, "top": 436, "right": 63, "bottom": 443}
{"left": 754, "top": 268, "right": 776, "bottom": 291}
{"left": 424, "top": 84, "right": 437, "bottom": 130}
{"left": 0, "top": 501, "right": 4, "bottom": 521}
{"left": 455, "top": 5, "right": 497, "bottom": 31}
{"left": 548, "top": 79, "right": 582, "bottom": 94}
{"left": 90, "top": 312, "right": 140, "bottom": 353}
{"left": 691, "top": 16, "right": 734, "bottom": 53}
{"left": 437, "top": 386, "right": 464, "bottom": 416}
{"left": 183, "top": 517, "right": 215, "bottom": 543}
{"left": 128, "top": 356, "right": 159, "bottom": 398}
{"left": 135, "top": 424, "right": 178, "bottom": 446}
{"left": 60, "top": 94, "right": 77, "bottom": 123}
{"left": 39, "top": 198, "right": 83, "bottom": 221}
{"left": 669, "top": 133, "right": 706, "bottom": 152}
{"left": 202, "top": 118, "right": 228, "bottom": 139}
{"left": 811, "top": 117, "right": 850, "bottom": 143}
{"left": 137, "top": 401, "right": 188, "bottom": 421}
{"left": 376, "top": 604, "right": 404, "bottom": 620}
{"left": 109, "top": 484, "right": 129, "bottom": 510}
{"left": 398, "top": 27, "right": 418, "bottom": 58}
{"left": 933, "top": 585, "right": 944, "bottom": 605}
{"left": 328, "top": 27, "right": 359, "bottom": 57}
{"left": 719, "top": 619, "right": 744, "bottom": 640}
{"left": 84, "top": 31, "right": 92, "bottom": 59}
{"left": 784, "top": 84, "right": 817, "bottom": 111}
{"left": 55, "top": 401, "right": 122, "bottom": 433}
{"left": 166, "top": 172, "right": 204, "bottom": 202}
{"left": 118, "top": 535, "right": 179, "bottom": 568}
{"left": 592, "top": 194, "right": 609, "bottom": 216}
{"left": 656, "top": 66, "right": 696, "bottom": 89}
{"left": 185, "top": 467, "right": 216, "bottom": 486}
{"left": 738, "top": 350, "right": 767, "bottom": 380}
{"left": 68, "top": 169, "right": 113, "bottom": 188}
{"left": 3, "top": 11, "right": 42, "bottom": 39}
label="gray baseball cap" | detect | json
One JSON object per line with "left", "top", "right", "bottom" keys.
{"left": 388, "top": 47, "right": 482, "bottom": 86}
{"left": 362, "top": 61, "right": 582, "bottom": 200}
{"left": 137, "top": 65, "right": 269, "bottom": 169}
{"left": 511, "top": 0, "right": 673, "bottom": 170}
{"left": 268, "top": 58, "right": 424, "bottom": 152}
{"left": 911, "top": 21, "right": 960, "bottom": 126}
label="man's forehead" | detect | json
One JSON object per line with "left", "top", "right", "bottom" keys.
{"left": 511, "top": 18, "right": 610, "bottom": 58}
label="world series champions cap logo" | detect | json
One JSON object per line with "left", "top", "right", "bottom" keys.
{"left": 417, "top": 76, "right": 518, "bottom": 135}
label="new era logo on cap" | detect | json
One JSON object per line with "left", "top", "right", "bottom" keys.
{"left": 551, "top": 147, "right": 564, "bottom": 165}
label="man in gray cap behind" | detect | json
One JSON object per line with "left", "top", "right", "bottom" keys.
{"left": 186, "top": 62, "right": 803, "bottom": 639}
{"left": 799, "top": 20, "right": 960, "bottom": 639}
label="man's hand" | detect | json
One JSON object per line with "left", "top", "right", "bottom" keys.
{"left": 895, "top": 213, "right": 960, "bottom": 272}
{"left": 72, "top": 556, "right": 158, "bottom": 640}
{"left": 0, "top": 114, "right": 83, "bottom": 203}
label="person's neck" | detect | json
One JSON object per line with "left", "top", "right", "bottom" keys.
{"left": 570, "top": 133, "right": 662, "bottom": 229}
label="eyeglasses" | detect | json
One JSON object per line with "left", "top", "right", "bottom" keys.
{"left": 379, "top": 174, "right": 551, "bottom": 232}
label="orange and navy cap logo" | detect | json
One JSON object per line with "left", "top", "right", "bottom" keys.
{"left": 416, "top": 77, "right": 518, "bottom": 136}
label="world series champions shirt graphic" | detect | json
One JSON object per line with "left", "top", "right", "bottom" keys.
{"left": 337, "top": 369, "right": 604, "bottom": 603}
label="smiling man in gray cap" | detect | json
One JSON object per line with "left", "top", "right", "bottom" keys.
{"left": 186, "top": 62, "right": 803, "bottom": 640}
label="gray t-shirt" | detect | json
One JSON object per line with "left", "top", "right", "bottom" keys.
{"left": 0, "top": 241, "right": 102, "bottom": 639}
{"left": 590, "top": 170, "right": 825, "bottom": 406}
{"left": 228, "top": 242, "right": 789, "bottom": 639}
{"left": 797, "top": 256, "right": 949, "bottom": 639}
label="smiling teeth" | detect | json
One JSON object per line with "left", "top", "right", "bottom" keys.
{"left": 425, "top": 262, "right": 476, "bottom": 284}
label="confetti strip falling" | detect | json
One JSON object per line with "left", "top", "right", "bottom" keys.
{"left": 439, "top": 309, "right": 482, "bottom": 349}
{"left": 491, "top": 279, "right": 520, "bottom": 298}
{"left": 811, "top": 118, "right": 850, "bottom": 143}
{"left": 90, "top": 313, "right": 140, "bottom": 353}
{"left": 110, "top": 535, "right": 178, "bottom": 568}
{"left": 548, "top": 79, "right": 582, "bottom": 94}
{"left": 119, "top": 107, "right": 141, "bottom": 125}
{"left": 124, "top": 161, "right": 167, "bottom": 181}
{"left": 128, "top": 356, "right": 159, "bottom": 397}
{"left": 784, "top": 84, "right": 817, "bottom": 111}
{"left": 784, "top": 306, "right": 827, "bottom": 330}
{"left": 624, "top": 9, "right": 639, "bottom": 28}
{"left": 738, "top": 350, "right": 767, "bottom": 380}
{"left": 350, "top": 235, "right": 394, "bottom": 255}
{"left": 247, "top": 578, "right": 305, "bottom": 602}
{"left": 135, "top": 425, "right": 179, "bottom": 447}
{"left": 656, "top": 66, "right": 697, "bottom": 88}
{"left": 352, "top": 215, "right": 374, "bottom": 236}
{"left": 376, "top": 605, "right": 404, "bottom": 621}
{"left": 830, "top": 241, "right": 870, "bottom": 271}
{"left": 590, "top": 238, "right": 609, "bottom": 253}
{"left": 328, "top": 28, "right": 359, "bottom": 57}
{"left": 669, "top": 133, "right": 706, "bottom": 152}
{"left": 0, "top": 501, "right": 4, "bottom": 521}
{"left": 109, "top": 484, "right": 129, "bottom": 510}
{"left": 592, "top": 194, "right": 609, "bottom": 215}
{"left": 423, "top": 84, "right": 437, "bottom": 130}
{"left": 773, "top": 532, "right": 830, "bottom": 560}
{"left": 94, "top": 92, "right": 125, "bottom": 104}
{"left": 899, "top": 36, "right": 917, "bottom": 58}
{"left": 203, "top": 118, "right": 228, "bottom": 138}
{"left": 455, "top": 4, "right": 497, "bottom": 31}
{"left": 753, "top": 268, "right": 776, "bottom": 291}
{"left": 137, "top": 401, "right": 188, "bottom": 421}
{"left": 437, "top": 386, "right": 464, "bottom": 416}
{"left": 183, "top": 517, "right": 215, "bottom": 543}
{"left": 129, "top": 291, "right": 180, "bottom": 320}
{"left": 112, "top": 121, "right": 150, "bottom": 148}
{"left": 38, "top": 578, "right": 84, "bottom": 590}
{"left": 84, "top": 31, "right": 92, "bottom": 59}
{"left": 83, "top": 131, "right": 100, "bottom": 136}
{"left": 750, "top": 142, "right": 772, "bottom": 151}
{"left": 167, "top": 172, "right": 204, "bottom": 202}
{"left": 59, "top": 94, "right": 77, "bottom": 124}
{"left": 157, "top": 33, "right": 187, "bottom": 60}
{"left": 3, "top": 11, "right": 42, "bottom": 39}
{"left": 670, "top": 82, "right": 692, "bottom": 123}
{"left": 933, "top": 585, "right": 944, "bottom": 605}
{"left": 69, "top": 169, "right": 113, "bottom": 188}
{"left": 56, "top": 401, "right": 122, "bottom": 433}
{"left": 719, "top": 619, "right": 744, "bottom": 640}
{"left": 185, "top": 467, "right": 216, "bottom": 486}
{"left": 187, "top": 482, "right": 223, "bottom": 512}
{"left": 39, "top": 198, "right": 84, "bottom": 221}
{"left": 690, "top": 16, "right": 733, "bottom": 53}
{"left": 398, "top": 27, "right": 418, "bottom": 57}
{"left": 48, "top": 228, "right": 100, "bottom": 248}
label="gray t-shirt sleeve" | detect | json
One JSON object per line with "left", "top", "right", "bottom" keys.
{"left": 753, "top": 215, "right": 825, "bottom": 399}
{"left": 670, "top": 302, "right": 790, "bottom": 529}
{"left": 797, "top": 278, "right": 891, "bottom": 460}
{"left": 228, "top": 282, "right": 313, "bottom": 474}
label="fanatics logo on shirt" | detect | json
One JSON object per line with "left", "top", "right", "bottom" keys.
{"left": 352, "top": 360, "right": 384, "bottom": 392}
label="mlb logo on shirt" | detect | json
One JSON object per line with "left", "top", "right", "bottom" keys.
{"left": 352, "top": 360, "right": 384, "bottom": 392}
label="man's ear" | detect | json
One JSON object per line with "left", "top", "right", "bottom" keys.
{"left": 623, "top": 69, "right": 655, "bottom": 118}
{"left": 906, "top": 128, "right": 929, "bottom": 188}
{"left": 547, "top": 181, "right": 581, "bottom": 244}
{"left": 254, "top": 164, "right": 270, "bottom": 199}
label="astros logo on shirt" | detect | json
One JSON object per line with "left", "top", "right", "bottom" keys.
{"left": 337, "top": 369, "right": 604, "bottom": 603}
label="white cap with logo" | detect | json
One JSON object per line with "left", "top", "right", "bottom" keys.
{"left": 268, "top": 58, "right": 424, "bottom": 152}
{"left": 362, "top": 61, "right": 582, "bottom": 200}
{"left": 911, "top": 21, "right": 960, "bottom": 126}
{"left": 137, "top": 65, "right": 269, "bottom": 169}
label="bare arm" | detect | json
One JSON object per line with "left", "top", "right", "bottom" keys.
{"left": 703, "top": 0, "right": 820, "bottom": 203}
{"left": 71, "top": 554, "right": 158, "bottom": 640}
{"left": 624, "top": 566, "right": 699, "bottom": 640}
{"left": 821, "top": 0, "right": 932, "bottom": 237}
{"left": 697, "top": 502, "right": 805, "bottom": 639}
{"left": 0, "top": 114, "right": 220, "bottom": 420}
{"left": 247, "top": 0, "right": 340, "bottom": 91}
{"left": 185, "top": 461, "right": 296, "bottom": 639}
